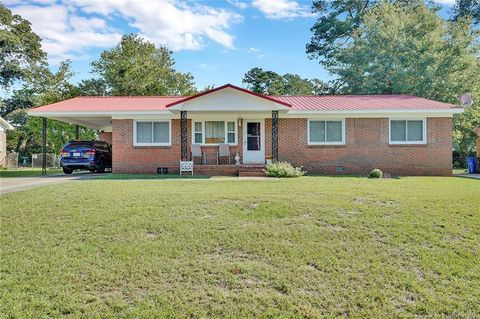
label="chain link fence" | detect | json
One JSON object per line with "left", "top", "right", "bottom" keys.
{"left": 4, "top": 152, "right": 19, "bottom": 169}
{"left": 31, "top": 153, "right": 60, "bottom": 169}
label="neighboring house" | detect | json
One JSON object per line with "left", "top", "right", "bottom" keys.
{"left": 28, "top": 84, "right": 462, "bottom": 176}
{"left": 0, "top": 117, "right": 14, "bottom": 167}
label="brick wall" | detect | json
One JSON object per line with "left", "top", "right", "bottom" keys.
{"left": 99, "top": 132, "right": 112, "bottom": 144}
{"left": 111, "top": 117, "right": 452, "bottom": 176}
{"left": 277, "top": 118, "right": 452, "bottom": 176}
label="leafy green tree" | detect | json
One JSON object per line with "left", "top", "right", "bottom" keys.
{"left": 326, "top": 2, "right": 480, "bottom": 100}
{"left": 453, "top": 0, "right": 480, "bottom": 25}
{"left": 5, "top": 61, "right": 95, "bottom": 157}
{"left": 243, "top": 67, "right": 285, "bottom": 95}
{"left": 306, "top": 0, "right": 376, "bottom": 67}
{"left": 91, "top": 34, "right": 197, "bottom": 96}
{"left": 453, "top": 105, "right": 480, "bottom": 156}
{"left": 242, "top": 67, "right": 334, "bottom": 95}
{"left": 78, "top": 78, "right": 109, "bottom": 96}
{"left": 0, "top": 4, "right": 46, "bottom": 88}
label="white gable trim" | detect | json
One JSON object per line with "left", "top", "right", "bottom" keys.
{"left": 167, "top": 87, "right": 290, "bottom": 111}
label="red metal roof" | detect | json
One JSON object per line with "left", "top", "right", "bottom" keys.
{"left": 29, "top": 96, "right": 184, "bottom": 113}
{"left": 29, "top": 87, "right": 458, "bottom": 114}
{"left": 275, "top": 95, "right": 456, "bottom": 111}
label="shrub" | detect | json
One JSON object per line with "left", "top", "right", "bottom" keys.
{"left": 265, "top": 161, "right": 305, "bottom": 178}
{"left": 369, "top": 168, "right": 383, "bottom": 178}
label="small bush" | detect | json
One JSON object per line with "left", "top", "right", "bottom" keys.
{"left": 369, "top": 168, "right": 383, "bottom": 178}
{"left": 265, "top": 161, "right": 305, "bottom": 178}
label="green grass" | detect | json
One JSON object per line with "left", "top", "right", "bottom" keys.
{"left": 0, "top": 168, "right": 62, "bottom": 178}
{"left": 453, "top": 168, "right": 468, "bottom": 175}
{"left": 93, "top": 173, "right": 212, "bottom": 180}
{"left": 1, "top": 177, "right": 479, "bottom": 318}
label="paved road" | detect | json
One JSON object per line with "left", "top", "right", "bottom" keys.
{"left": 0, "top": 172, "right": 101, "bottom": 194}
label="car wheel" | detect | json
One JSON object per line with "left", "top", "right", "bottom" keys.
{"left": 63, "top": 168, "right": 73, "bottom": 174}
{"left": 96, "top": 158, "right": 106, "bottom": 173}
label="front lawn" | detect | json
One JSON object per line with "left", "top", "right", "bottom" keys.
{"left": 0, "top": 168, "right": 62, "bottom": 178}
{"left": 1, "top": 177, "right": 479, "bottom": 318}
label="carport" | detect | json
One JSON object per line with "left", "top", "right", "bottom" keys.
{"left": 28, "top": 108, "right": 113, "bottom": 175}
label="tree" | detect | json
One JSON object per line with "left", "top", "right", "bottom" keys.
{"left": 453, "top": 105, "right": 480, "bottom": 156}
{"left": 306, "top": 0, "right": 376, "bottom": 67}
{"left": 453, "top": 0, "right": 480, "bottom": 25}
{"left": 78, "top": 78, "right": 109, "bottom": 96}
{"left": 5, "top": 61, "right": 95, "bottom": 157}
{"left": 242, "top": 67, "right": 285, "bottom": 95}
{"left": 242, "top": 67, "right": 334, "bottom": 95}
{"left": 325, "top": 2, "right": 480, "bottom": 101}
{"left": 91, "top": 34, "right": 197, "bottom": 96}
{"left": 0, "top": 4, "right": 46, "bottom": 89}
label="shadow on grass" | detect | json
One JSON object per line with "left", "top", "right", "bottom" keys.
{"left": 303, "top": 174, "right": 401, "bottom": 179}
{"left": 92, "top": 174, "right": 213, "bottom": 180}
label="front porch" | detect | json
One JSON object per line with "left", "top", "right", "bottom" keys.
{"left": 178, "top": 111, "right": 280, "bottom": 166}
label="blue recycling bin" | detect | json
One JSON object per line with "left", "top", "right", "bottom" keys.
{"left": 466, "top": 156, "right": 478, "bottom": 174}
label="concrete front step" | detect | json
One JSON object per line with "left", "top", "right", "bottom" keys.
{"left": 238, "top": 166, "right": 266, "bottom": 177}
{"left": 189, "top": 164, "right": 266, "bottom": 176}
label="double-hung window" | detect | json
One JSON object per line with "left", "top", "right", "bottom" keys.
{"left": 192, "top": 121, "right": 237, "bottom": 145}
{"left": 389, "top": 119, "right": 426, "bottom": 144}
{"left": 308, "top": 119, "right": 345, "bottom": 145}
{"left": 134, "top": 120, "right": 171, "bottom": 146}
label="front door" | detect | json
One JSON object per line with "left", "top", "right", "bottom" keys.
{"left": 243, "top": 119, "right": 265, "bottom": 164}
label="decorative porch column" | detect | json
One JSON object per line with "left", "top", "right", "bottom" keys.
{"left": 272, "top": 110, "right": 278, "bottom": 162}
{"left": 42, "top": 117, "right": 47, "bottom": 176}
{"left": 180, "top": 111, "right": 187, "bottom": 161}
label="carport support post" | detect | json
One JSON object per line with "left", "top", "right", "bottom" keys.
{"left": 75, "top": 125, "right": 80, "bottom": 140}
{"left": 180, "top": 111, "right": 187, "bottom": 161}
{"left": 42, "top": 117, "right": 47, "bottom": 176}
{"left": 272, "top": 110, "right": 278, "bottom": 162}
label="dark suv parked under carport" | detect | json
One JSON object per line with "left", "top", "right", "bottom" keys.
{"left": 60, "top": 141, "right": 112, "bottom": 174}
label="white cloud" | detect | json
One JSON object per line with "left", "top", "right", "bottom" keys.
{"left": 11, "top": 4, "right": 121, "bottom": 63}
{"left": 197, "top": 63, "right": 208, "bottom": 68}
{"left": 68, "top": 0, "right": 243, "bottom": 50}
{"left": 433, "top": 0, "right": 456, "bottom": 5}
{"left": 6, "top": 0, "right": 243, "bottom": 64}
{"left": 252, "top": 0, "right": 314, "bottom": 20}
{"left": 247, "top": 47, "right": 259, "bottom": 53}
{"left": 227, "top": 0, "right": 248, "bottom": 10}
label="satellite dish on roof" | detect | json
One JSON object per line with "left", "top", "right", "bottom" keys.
{"left": 460, "top": 93, "right": 473, "bottom": 107}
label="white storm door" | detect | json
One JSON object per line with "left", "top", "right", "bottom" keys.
{"left": 243, "top": 119, "right": 265, "bottom": 164}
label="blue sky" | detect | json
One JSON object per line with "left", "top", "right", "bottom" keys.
{"left": 5, "top": 0, "right": 455, "bottom": 90}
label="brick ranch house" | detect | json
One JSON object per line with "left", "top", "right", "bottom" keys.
{"left": 29, "top": 84, "right": 463, "bottom": 176}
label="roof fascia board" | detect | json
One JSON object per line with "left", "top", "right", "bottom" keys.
{"left": 28, "top": 110, "right": 174, "bottom": 117}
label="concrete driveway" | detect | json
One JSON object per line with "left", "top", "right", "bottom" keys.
{"left": 0, "top": 172, "right": 101, "bottom": 194}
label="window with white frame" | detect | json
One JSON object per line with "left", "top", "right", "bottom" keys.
{"left": 308, "top": 120, "right": 345, "bottom": 145}
{"left": 194, "top": 122, "right": 203, "bottom": 144}
{"left": 192, "top": 121, "right": 237, "bottom": 145}
{"left": 134, "top": 120, "right": 170, "bottom": 146}
{"left": 389, "top": 119, "right": 426, "bottom": 144}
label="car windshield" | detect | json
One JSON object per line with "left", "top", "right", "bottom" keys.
{"left": 65, "top": 142, "right": 94, "bottom": 149}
